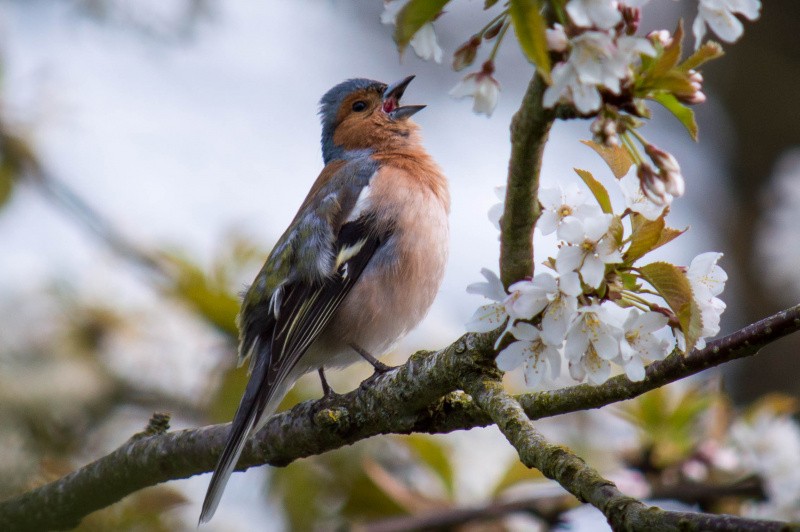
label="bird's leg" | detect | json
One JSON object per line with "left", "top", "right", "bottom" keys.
{"left": 318, "top": 367, "right": 338, "bottom": 398}
{"left": 350, "top": 343, "right": 394, "bottom": 374}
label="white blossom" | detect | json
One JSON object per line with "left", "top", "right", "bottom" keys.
{"left": 381, "top": 1, "right": 443, "bottom": 63}
{"left": 488, "top": 186, "right": 506, "bottom": 231}
{"left": 540, "top": 272, "right": 582, "bottom": 346}
{"left": 543, "top": 32, "right": 655, "bottom": 113}
{"left": 410, "top": 23, "right": 443, "bottom": 63}
{"left": 556, "top": 213, "right": 623, "bottom": 288}
{"left": 506, "top": 273, "right": 559, "bottom": 321}
{"left": 692, "top": 0, "right": 761, "bottom": 48}
{"left": 466, "top": 269, "right": 509, "bottom": 333}
{"left": 757, "top": 151, "right": 800, "bottom": 300}
{"left": 729, "top": 411, "right": 800, "bottom": 520}
{"left": 566, "top": 0, "right": 621, "bottom": 30}
{"left": 538, "top": 185, "right": 604, "bottom": 237}
{"left": 619, "top": 170, "right": 667, "bottom": 220}
{"left": 496, "top": 323, "right": 562, "bottom": 388}
{"left": 675, "top": 252, "right": 727, "bottom": 351}
{"left": 616, "top": 309, "right": 672, "bottom": 381}
{"left": 449, "top": 65, "right": 501, "bottom": 116}
{"left": 565, "top": 303, "right": 623, "bottom": 384}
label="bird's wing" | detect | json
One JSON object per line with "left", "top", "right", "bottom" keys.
{"left": 200, "top": 157, "right": 387, "bottom": 523}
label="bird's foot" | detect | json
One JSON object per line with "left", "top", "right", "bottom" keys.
{"left": 350, "top": 343, "right": 396, "bottom": 374}
{"left": 318, "top": 368, "right": 341, "bottom": 400}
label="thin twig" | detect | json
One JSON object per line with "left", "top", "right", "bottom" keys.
{"left": 462, "top": 378, "right": 792, "bottom": 531}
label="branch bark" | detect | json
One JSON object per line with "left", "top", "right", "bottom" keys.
{"left": 463, "top": 378, "right": 792, "bottom": 531}
{"left": 499, "top": 73, "right": 555, "bottom": 288}
{"left": 2, "top": 305, "right": 799, "bottom": 530}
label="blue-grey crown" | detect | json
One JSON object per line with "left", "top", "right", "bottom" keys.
{"left": 319, "top": 78, "right": 386, "bottom": 164}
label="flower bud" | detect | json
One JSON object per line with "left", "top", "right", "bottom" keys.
{"left": 546, "top": 24, "right": 568, "bottom": 52}
{"left": 621, "top": 6, "right": 641, "bottom": 35}
{"left": 453, "top": 35, "right": 481, "bottom": 71}
{"left": 637, "top": 163, "right": 669, "bottom": 205}
{"left": 647, "top": 29, "right": 672, "bottom": 48}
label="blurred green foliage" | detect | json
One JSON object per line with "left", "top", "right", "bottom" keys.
{"left": 618, "top": 384, "right": 715, "bottom": 468}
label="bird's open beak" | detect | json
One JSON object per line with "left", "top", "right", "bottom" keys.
{"left": 383, "top": 75, "right": 426, "bottom": 120}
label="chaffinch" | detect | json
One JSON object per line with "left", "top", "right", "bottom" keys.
{"left": 200, "top": 76, "right": 450, "bottom": 522}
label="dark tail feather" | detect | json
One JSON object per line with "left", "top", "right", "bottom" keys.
{"left": 199, "top": 353, "right": 270, "bottom": 524}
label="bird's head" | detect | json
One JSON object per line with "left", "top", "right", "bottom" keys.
{"left": 319, "top": 76, "right": 425, "bottom": 163}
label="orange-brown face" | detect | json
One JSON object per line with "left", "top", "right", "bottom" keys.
{"left": 331, "top": 87, "right": 418, "bottom": 152}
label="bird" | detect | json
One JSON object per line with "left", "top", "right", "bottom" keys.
{"left": 199, "top": 75, "right": 450, "bottom": 523}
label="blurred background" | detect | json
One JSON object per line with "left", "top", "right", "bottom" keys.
{"left": 1, "top": 0, "right": 799, "bottom": 530}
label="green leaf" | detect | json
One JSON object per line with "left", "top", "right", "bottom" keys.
{"left": 509, "top": 0, "right": 551, "bottom": 82}
{"left": 404, "top": 435, "right": 455, "bottom": 496}
{"left": 620, "top": 272, "right": 640, "bottom": 291}
{"left": 161, "top": 253, "right": 240, "bottom": 337}
{"left": 651, "top": 21, "right": 684, "bottom": 79}
{"left": 639, "top": 262, "right": 702, "bottom": 351}
{"left": 653, "top": 226, "right": 686, "bottom": 251}
{"left": 624, "top": 213, "right": 665, "bottom": 263}
{"left": 651, "top": 93, "right": 698, "bottom": 141}
{"left": 394, "top": 0, "right": 450, "bottom": 52}
{"left": 484, "top": 0, "right": 500, "bottom": 8}
{"left": 492, "top": 459, "right": 544, "bottom": 496}
{"left": 574, "top": 168, "right": 613, "bottom": 213}
{"left": 680, "top": 41, "right": 724, "bottom": 71}
{"left": 580, "top": 140, "right": 634, "bottom": 179}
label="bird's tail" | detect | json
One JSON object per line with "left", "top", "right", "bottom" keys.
{"left": 199, "top": 348, "right": 278, "bottom": 524}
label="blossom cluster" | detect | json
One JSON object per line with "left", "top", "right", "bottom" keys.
{"left": 383, "top": 0, "right": 760, "bottom": 118}
{"left": 468, "top": 171, "right": 727, "bottom": 388}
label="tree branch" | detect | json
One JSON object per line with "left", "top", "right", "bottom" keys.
{"left": 500, "top": 73, "right": 556, "bottom": 288}
{"left": 462, "top": 378, "right": 791, "bottom": 531}
{"left": 2, "top": 305, "right": 799, "bottom": 530}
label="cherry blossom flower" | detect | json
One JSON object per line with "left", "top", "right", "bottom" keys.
{"left": 495, "top": 323, "right": 562, "bottom": 388}
{"left": 449, "top": 61, "right": 501, "bottom": 116}
{"left": 686, "top": 252, "right": 727, "bottom": 349}
{"left": 543, "top": 32, "right": 655, "bottom": 113}
{"left": 410, "top": 23, "right": 443, "bottom": 63}
{"left": 540, "top": 272, "right": 582, "bottom": 346}
{"left": 381, "top": 0, "right": 443, "bottom": 63}
{"left": 538, "top": 185, "right": 604, "bottom": 237}
{"left": 618, "top": 171, "right": 666, "bottom": 220}
{"left": 729, "top": 411, "right": 800, "bottom": 520}
{"left": 565, "top": 303, "right": 623, "bottom": 384}
{"left": 616, "top": 309, "right": 672, "bottom": 381}
{"left": 506, "top": 273, "right": 559, "bottom": 321}
{"left": 566, "top": 0, "right": 621, "bottom": 30}
{"left": 466, "top": 268, "right": 509, "bottom": 334}
{"left": 556, "top": 213, "right": 623, "bottom": 288}
{"left": 693, "top": 0, "right": 761, "bottom": 47}
{"left": 674, "top": 252, "right": 727, "bottom": 351}
{"left": 488, "top": 186, "right": 506, "bottom": 231}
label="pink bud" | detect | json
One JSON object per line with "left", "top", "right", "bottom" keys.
{"left": 546, "top": 24, "right": 568, "bottom": 52}
{"left": 647, "top": 29, "right": 672, "bottom": 48}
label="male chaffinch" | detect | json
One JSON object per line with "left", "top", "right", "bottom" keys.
{"left": 200, "top": 76, "right": 450, "bottom": 522}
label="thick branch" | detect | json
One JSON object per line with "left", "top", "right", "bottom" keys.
{"left": 0, "top": 332, "right": 499, "bottom": 532}
{"left": 2, "top": 305, "right": 799, "bottom": 530}
{"left": 463, "top": 378, "right": 792, "bottom": 531}
{"left": 500, "top": 73, "right": 556, "bottom": 288}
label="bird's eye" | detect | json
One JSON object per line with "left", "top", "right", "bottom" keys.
{"left": 352, "top": 100, "right": 368, "bottom": 112}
